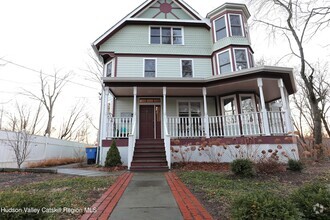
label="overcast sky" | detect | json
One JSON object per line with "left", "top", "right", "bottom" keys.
{"left": 0, "top": 0, "right": 329, "bottom": 141}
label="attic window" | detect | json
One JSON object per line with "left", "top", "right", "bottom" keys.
{"left": 150, "top": 27, "right": 183, "bottom": 45}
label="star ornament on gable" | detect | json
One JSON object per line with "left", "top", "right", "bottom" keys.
{"left": 150, "top": 0, "right": 181, "bottom": 19}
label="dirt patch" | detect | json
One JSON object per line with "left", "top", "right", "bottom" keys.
{"left": 172, "top": 162, "right": 230, "bottom": 172}
{"left": 0, "top": 172, "right": 73, "bottom": 189}
{"left": 77, "top": 165, "right": 128, "bottom": 172}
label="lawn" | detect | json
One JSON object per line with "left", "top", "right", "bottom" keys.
{"left": 0, "top": 173, "right": 116, "bottom": 219}
{"left": 176, "top": 161, "right": 330, "bottom": 219}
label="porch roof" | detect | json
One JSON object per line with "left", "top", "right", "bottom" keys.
{"left": 103, "top": 66, "right": 297, "bottom": 102}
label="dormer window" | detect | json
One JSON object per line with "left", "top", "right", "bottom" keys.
{"left": 229, "top": 14, "right": 243, "bottom": 36}
{"left": 150, "top": 27, "right": 183, "bottom": 45}
{"left": 214, "top": 16, "right": 227, "bottom": 41}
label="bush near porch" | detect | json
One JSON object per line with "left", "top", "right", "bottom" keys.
{"left": 175, "top": 161, "right": 330, "bottom": 220}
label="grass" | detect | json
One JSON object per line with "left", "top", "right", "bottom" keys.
{"left": 0, "top": 175, "right": 115, "bottom": 219}
{"left": 177, "top": 171, "right": 299, "bottom": 219}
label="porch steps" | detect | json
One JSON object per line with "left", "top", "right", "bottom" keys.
{"left": 130, "top": 139, "right": 169, "bottom": 171}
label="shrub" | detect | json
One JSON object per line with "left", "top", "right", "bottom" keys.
{"left": 231, "top": 159, "right": 255, "bottom": 177}
{"left": 105, "top": 140, "right": 122, "bottom": 167}
{"left": 255, "top": 158, "right": 286, "bottom": 174}
{"left": 0, "top": 191, "right": 48, "bottom": 219}
{"left": 287, "top": 159, "right": 304, "bottom": 172}
{"left": 290, "top": 182, "right": 330, "bottom": 219}
{"left": 231, "top": 191, "right": 301, "bottom": 220}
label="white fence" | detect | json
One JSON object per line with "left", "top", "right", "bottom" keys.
{"left": 0, "top": 130, "right": 86, "bottom": 168}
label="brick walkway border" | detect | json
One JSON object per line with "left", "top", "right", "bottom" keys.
{"left": 165, "top": 172, "right": 213, "bottom": 220}
{"left": 81, "top": 172, "right": 133, "bottom": 220}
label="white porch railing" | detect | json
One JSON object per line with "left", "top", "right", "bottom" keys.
{"left": 107, "top": 117, "right": 133, "bottom": 138}
{"left": 268, "top": 111, "right": 286, "bottom": 134}
{"left": 106, "top": 111, "right": 286, "bottom": 139}
{"left": 167, "top": 117, "right": 204, "bottom": 138}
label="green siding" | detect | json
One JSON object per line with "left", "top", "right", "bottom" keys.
{"left": 213, "top": 37, "right": 250, "bottom": 52}
{"left": 100, "top": 25, "right": 212, "bottom": 55}
{"left": 114, "top": 98, "right": 133, "bottom": 117}
{"left": 116, "top": 57, "right": 212, "bottom": 78}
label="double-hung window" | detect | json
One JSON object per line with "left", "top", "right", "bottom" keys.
{"left": 144, "top": 59, "right": 156, "bottom": 77}
{"left": 214, "top": 16, "right": 227, "bottom": 41}
{"left": 181, "top": 60, "right": 193, "bottom": 77}
{"left": 218, "top": 50, "right": 232, "bottom": 74}
{"left": 150, "top": 27, "right": 183, "bottom": 45}
{"left": 106, "top": 62, "right": 112, "bottom": 77}
{"left": 234, "top": 49, "right": 248, "bottom": 70}
{"left": 229, "top": 14, "right": 243, "bottom": 36}
{"left": 178, "top": 102, "right": 201, "bottom": 117}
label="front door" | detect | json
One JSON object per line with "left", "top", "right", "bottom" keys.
{"left": 139, "top": 105, "right": 161, "bottom": 139}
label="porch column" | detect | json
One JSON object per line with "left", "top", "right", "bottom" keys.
{"left": 98, "top": 86, "right": 109, "bottom": 165}
{"left": 278, "top": 79, "right": 293, "bottom": 133}
{"left": 133, "top": 87, "right": 137, "bottom": 128}
{"left": 203, "top": 87, "right": 210, "bottom": 138}
{"left": 163, "top": 87, "right": 167, "bottom": 117}
{"left": 257, "top": 78, "right": 270, "bottom": 135}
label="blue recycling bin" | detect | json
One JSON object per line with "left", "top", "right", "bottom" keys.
{"left": 85, "top": 147, "right": 97, "bottom": 164}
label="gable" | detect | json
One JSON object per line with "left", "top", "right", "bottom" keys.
{"left": 134, "top": 0, "right": 198, "bottom": 20}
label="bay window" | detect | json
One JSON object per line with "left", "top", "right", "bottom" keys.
{"left": 229, "top": 14, "right": 243, "bottom": 36}
{"left": 234, "top": 49, "right": 248, "bottom": 70}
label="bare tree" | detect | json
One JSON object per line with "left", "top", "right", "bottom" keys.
{"left": 82, "top": 49, "right": 104, "bottom": 85}
{"left": 250, "top": 0, "right": 330, "bottom": 145}
{"left": 6, "top": 130, "right": 32, "bottom": 168}
{"left": 23, "top": 71, "right": 70, "bottom": 136}
{"left": 58, "top": 103, "right": 85, "bottom": 140}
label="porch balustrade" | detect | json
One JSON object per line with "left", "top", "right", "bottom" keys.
{"left": 106, "top": 111, "right": 287, "bottom": 139}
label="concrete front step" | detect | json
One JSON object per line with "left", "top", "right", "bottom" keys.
{"left": 130, "top": 166, "right": 169, "bottom": 171}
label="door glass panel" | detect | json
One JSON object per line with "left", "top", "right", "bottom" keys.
{"left": 241, "top": 96, "right": 255, "bottom": 114}
{"left": 179, "top": 102, "right": 189, "bottom": 117}
{"left": 223, "top": 97, "right": 236, "bottom": 116}
{"left": 190, "top": 102, "right": 201, "bottom": 117}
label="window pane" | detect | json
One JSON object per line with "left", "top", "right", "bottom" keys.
{"left": 182, "top": 60, "right": 192, "bottom": 77}
{"left": 173, "top": 36, "right": 182, "bottom": 44}
{"left": 215, "top": 17, "right": 226, "bottom": 40}
{"left": 173, "top": 28, "right": 182, "bottom": 36}
{"left": 151, "top": 36, "right": 160, "bottom": 44}
{"left": 162, "top": 27, "right": 171, "bottom": 36}
{"left": 223, "top": 97, "right": 236, "bottom": 115}
{"left": 144, "top": 59, "right": 155, "bottom": 77}
{"left": 190, "top": 102, "right": 201, "bottom": 117}
{"left": 150, "top": 27, "right": 160, "bottom": 44}
{"left": 235, "top": 49, "right": 248, "bottom": 70}
{"left": 106, "top": 62, "right": 112, "bottom": 77}
{"left": 162, "top": 36, "right": 171, "bottom": 44}
{"left": 230, "top": 15, "right": 242, "bottom": 36}
{"left": 218, "top": 51, "right": 231, "bottom": 74}
{"left": 179, "top": 102, "right": 189, "bottom": 117}
{"left": 241, "top": 96, "right": 255, "bottom": 113}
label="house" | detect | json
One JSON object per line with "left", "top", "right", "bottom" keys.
{"left": 92, "top": 0, "right": 299, "bottom": 171}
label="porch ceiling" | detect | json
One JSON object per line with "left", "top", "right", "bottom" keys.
{"left": 105, "top": 66, "right": 296, "bottom": 102}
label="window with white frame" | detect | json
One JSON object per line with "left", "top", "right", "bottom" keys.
{"left": 181, "top": 60, "right": 193, "bottom": 77}
{"left": 218, "top": 50, "right": 232, "bottom": 74}
{"left": 222, "top": 96, "right": 237, "bottom": 116}
{"left": 105, "top": 61, "right": 113, "bottom": 77}
{"left": 229, "top": 14, "right": 243, "bottom": 36}
{"left": 214, "top": 16, "right": 227, "bottom": 41}
{"left": 178, "top": 101, "right": 201, "bottom": 117}
{"left": 150, "top": 27, "right": 183, "bottom": 45}
{"left": 144, "top": 59, "right": 156, "bottom": 77}
{"left": 234, "top": 49, "right": 248, "bottom": 70}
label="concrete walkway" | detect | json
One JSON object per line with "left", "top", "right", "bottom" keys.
{"left": 109, "top": 172, "right": 183, "bottom": 220}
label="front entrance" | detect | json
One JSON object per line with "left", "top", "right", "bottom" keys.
{"left": 139, "top": 105, "right": 161, "bottom": 139}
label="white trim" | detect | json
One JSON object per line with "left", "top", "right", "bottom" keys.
{"left": 233, "top": 48, "right": 250, "bottom": 71}
{"left": 220, "top": 94, "right": 238, "bottom": 116}
{"left": 228, "top": 13, "right": 245, "bottom": 37}
{"left": 143, "top": 58, "right": 157, "bottom": 77}
{"left": 149, "top": 26, "right": 184, "bottom": 45}
{"left": 213, "top": 15, "right": 228, "bottom": 42}
{"left": 180, "top": 59, "right": 194, "bottom": 78}
{"left": 216, "top": 49, "right": 233, "bottom": 74}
